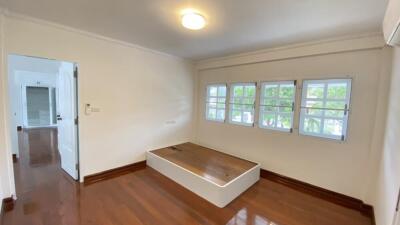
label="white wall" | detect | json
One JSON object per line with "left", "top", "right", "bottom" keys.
{"left": 0, "top": 12, "right": 195, "bottom": 188}
{"left": 0, "top": 179, "right": 3, "bottom": 209}
{"left": 0, "top": 13, "right": 16, "bottom": 202}
{"left": 371, "top": 47, "right": 400, "bottom": 225}
{"left": 195, "top": 47, "right": 390, "bottom": 202}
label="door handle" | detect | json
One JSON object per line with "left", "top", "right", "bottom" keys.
{"left": 57, "top": 118, "right": 62, "bottom": 121}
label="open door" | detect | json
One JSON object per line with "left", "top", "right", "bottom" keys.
{"left": 57, "top": 62, "right": 79, "bottom": 180}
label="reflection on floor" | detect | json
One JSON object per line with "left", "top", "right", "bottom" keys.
{"left": 2, "top": 128, "right": 373, "bottom": 225}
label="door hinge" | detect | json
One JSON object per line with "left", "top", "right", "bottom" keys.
{"left": 74, "top": 117, "right": 79, "bottom": 125}
{"left": 74, "top": 68, "right": 78, "bottom": 78}
{"left": 76, "top": 163, "right": 79, "bottom": 171}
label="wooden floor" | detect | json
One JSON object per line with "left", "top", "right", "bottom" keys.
{"left": 150, "top": 143, "right": 258, "bottom": 186}
{"left": 2, "top": 128, "right": 373, "bottom": 225}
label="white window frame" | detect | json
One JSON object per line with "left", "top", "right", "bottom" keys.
{"left": 299, "top": 78, "right": 352, "bottom": 141}
{"left": 228, "top": 82, "right": 257, "bottom": 126}
{"left": 205, "top": 84, "right": 227, "bottom": 122}
{"left": 259, "top": 80, "right": 296, "bottom": 132}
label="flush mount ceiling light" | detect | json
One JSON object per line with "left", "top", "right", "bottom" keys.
{"left": 181, "top": 9, "right": 206, "bottom": 30}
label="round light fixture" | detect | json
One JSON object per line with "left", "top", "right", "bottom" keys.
{"left": 181, "top": 10, "right": 206, "bottom": 30}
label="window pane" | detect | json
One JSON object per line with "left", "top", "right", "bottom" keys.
{"left": 261, "top": 113, "right": 276, "bottom": 127}
{"left": 209, "top": 97, "right": 217, "bottom": 103}
{"left": 279, "top": 84, "right": 295, "bottom": 98}
{"left": 243, "top": 111, "right": 254, "bottom": 124}
{"left": 232, "top": 104, "right": 242, "bottom": 110}
{"left": 232, "top": 98, "right": 241, "bottom": 104}
{"left": 306, "top": 83, "right": 324, "bottom": 99}
{"left": 242, "top": 98, "right": 254, "bottom": 105}
{"left": 305, "top": 101, "right": 323, "bottom": 116}
{"left": 217, "top": 103, "right": 225, "bottom": 108}
{"left": 217, "top": 98, "right": 226, "bottom": 103}
{"left": 304, "top": 117, "right": 321, "bottom": 133}
{"left": 233, "top": 86, "right": 243, "bottom": 97}
{"left": 323, "top": 119, "right": 343, "bottom": 136}
{"left": 279, "top": 106, "right": 292, "bottom": 113}
{"left": 244, "top": 86, "right": 256, "bottom": 97}
{"left": 207, "top": 108, "right": 216, "bottom": 120}
{"left": 206, "top": 84, "right": 226, "bottom": 121}
{"left": 243, "top": 104, "right": 254, "bottom": 111}
{"left": 325, "top": 109, "right": 344, "bottom": 117}
{"left": 263, "top": 99, "right": 277, "bottom": 106}
{"left": 265, "top": 85, "right": 278, "bottom": 97}
{"left": 208, "top": 102, "right": 217, "bottom": 108}
{"left": 261, "top": 105, "right": 277, "bottom": 112}
{"left": 209, "top": 86, "right": 218, "bottom": 97}
{"left": 260, "top": 81, "right": 295, "bottom": 132}
{"left": 300, "top": 79, "right": 351, "bottom": 140}
{"left": 217, "top": 110, "right": 225, "bottom": 121}
{"left": 277, "top": 114, "right": 292, "bottom": 129}
{"left": 218, "top": 86, "right": 226, "bottom": 97}
{"left": 229, "top": 83, "right": 256, "bottom": 125}
{"left": 279, "top": 99, "right": 292, "bottom": 107}
{"left": 327, "top": 83, "right": 347, "bottom": 99}
{"left": 231, "top": 110, "right": 242, "bottom": 122}
{"left": 326, "top": 101, "right": 346, "bottom": 110}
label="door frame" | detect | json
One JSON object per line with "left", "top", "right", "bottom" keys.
{"left": 5, "top": 54, "right": 81, "bottom": 187}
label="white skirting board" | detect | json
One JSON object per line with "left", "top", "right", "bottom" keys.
{"left": 146, "top": 151, "right": 260, "bottom": 208}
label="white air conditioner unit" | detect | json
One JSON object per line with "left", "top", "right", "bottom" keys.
{"left": 383, "top": 0, "right": 400, "bottom": 46}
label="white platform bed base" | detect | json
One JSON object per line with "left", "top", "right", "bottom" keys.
{"left": 146, "top": 151, "right": 260, "bottom": 208}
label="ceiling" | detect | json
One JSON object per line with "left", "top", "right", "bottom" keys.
{"left": 0, "top": 0, "right": 389, "bottom": 60}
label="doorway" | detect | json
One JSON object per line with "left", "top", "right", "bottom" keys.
{"left": 7, "top": 54, "right": 80, "bottom": 181}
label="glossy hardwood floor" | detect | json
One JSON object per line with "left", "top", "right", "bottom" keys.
{"left": 2, "top": 128, "right": 373, "bottom": 225}
{"left": 151, "top": 143, "right": 257, "bottom": 186}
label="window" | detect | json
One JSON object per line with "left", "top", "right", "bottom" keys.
{"left": 259, "top": 81, "right": 296, "bottom": 132}
{"left": 299, "top": 79, "right": 352, "bottom": 140}
{"left": 229, "top": 83, "right": 256, "bottom": 126}
{"left": 206, "top": 84, "right": 227, "bottom": 122}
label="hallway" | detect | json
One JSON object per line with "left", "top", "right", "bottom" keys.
{"left": 3, "top": 128, "right": 80, "bottom": 224}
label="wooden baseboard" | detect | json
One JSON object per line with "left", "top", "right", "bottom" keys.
{"left": 1, "top": 197, "right": 14, "bottom": 225}
{"left": 84, "top": 160, "right": 146, "bottom": 185}
{"left": 260, "top": 169, "right": 374, "bottom": 218}
{"left": 12, "top": 154, "right": 18, "bottom": 163}
{"left": 1, "top": 197, "right": 14, "bottom": 215}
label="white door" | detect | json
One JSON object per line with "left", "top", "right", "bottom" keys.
{"left": 57, "top": 62, "right": 78, "bottom": 180}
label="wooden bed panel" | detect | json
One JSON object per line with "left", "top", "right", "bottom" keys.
{"left": 150, "top": 142, "right": 257, "bottom": 186}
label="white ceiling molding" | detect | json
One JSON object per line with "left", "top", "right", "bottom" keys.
{"left": 0, "top": 8, "right": 188, "bottom": 62}
{"left": 196, "top": 33, "right": 386, "bottom": 71}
